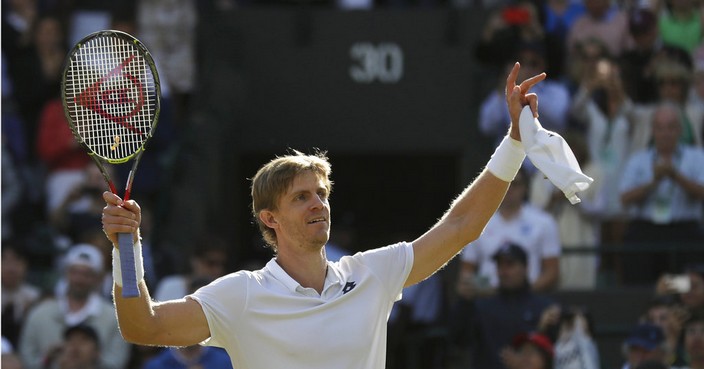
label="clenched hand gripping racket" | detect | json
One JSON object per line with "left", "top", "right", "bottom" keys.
{"left": 61, "top": 30, "right": 161, "bottom": 298}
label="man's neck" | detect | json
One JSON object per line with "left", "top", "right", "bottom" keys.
{"left": 67, "top": 296, "right": 89, "bottom": 312}
{"left": 657, "top": 146, "right": 677, "bottom": 160}
{"left": 276, "top": 245, "right": 328, "bottom": 294}
{"left": 498, "top": 282, "right": 531, "bottom": 296}
{"left": 499, "top": 204, "right": 521, "bottom": 220}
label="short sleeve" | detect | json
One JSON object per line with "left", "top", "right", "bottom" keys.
{"left": 187, "top": 272, "right": 250, "bottom": 348}
{"left": 345, "top": 242, "right": 413, "bottom": 302}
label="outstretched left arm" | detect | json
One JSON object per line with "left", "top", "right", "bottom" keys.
{"left": 406, "top": 63, "right": 545, "bottom": 287}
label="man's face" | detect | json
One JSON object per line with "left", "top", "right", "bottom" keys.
{"left": 501, "top": 172, "right": 527, "bottom": 209}
{"left": 627, "top": 346, "right": 662, "bottom": 368}
{"left": 517, "top": 343, "right": 547, "bottom": 369}
{"left": 648, "top": 306, "right": 676, "bottom": 334}
{"left": 271, "top": 171, "right": 331, "bottom": 251}
{"left": 658, "top": 77, "right": 687, "bottom": 103}
{"left": 66, "top": 265, "right": 100, "bottom": 300}
{"left": 1, "top": 249, "right": 27, "bottom": 289}
{"left": 497, "top": 258, "right": 527, "bottom": 289}
{"left": 685, "top": 321, "right": 704, "bottom": 361}
{"left": 682, "top": 273, "right": 704, "bottom": 308}
{"left": 585, "top": 0, "right": 609, "bottom": 18}
{"left": 652, "top": 108, "right": 682, "bottom": 153}
{"left": 62, "top": 332, "right": 99, "bottom": 368}
{"left": 517, "top": 50, "right": 544, "bottom": 84}
{"left": 192, "top": 250, "right": 228, "bottom": 280}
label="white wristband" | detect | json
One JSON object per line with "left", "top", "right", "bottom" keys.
{"left": 112, "top": 242, "right": 145, "bottom": 287}
{"left": 486, "top": 136, "right": 526, "bottom": 182}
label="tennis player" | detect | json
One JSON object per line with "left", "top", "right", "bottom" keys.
{"left": 101, "top": 62, "right": 544, "bottom": 368}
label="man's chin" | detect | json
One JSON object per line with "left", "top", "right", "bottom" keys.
{"left": 317, "top": 236, "right": 330, "bottom": 248}
{"left": 312, "top": 234, "right": 330, "bottom": 249}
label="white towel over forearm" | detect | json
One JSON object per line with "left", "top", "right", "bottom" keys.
{"left": 519, "top": 106, "right": 594, "bottom": 204}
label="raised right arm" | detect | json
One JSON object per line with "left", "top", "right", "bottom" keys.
{"left": 102, "top": 192, "right": 211, "bottom": 347}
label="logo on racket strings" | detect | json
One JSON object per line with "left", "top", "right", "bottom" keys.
{"left": 77, "top": 54, "right": 146, "bottom": 137}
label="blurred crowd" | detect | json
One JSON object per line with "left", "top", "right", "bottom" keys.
{"left": 2, "top": 0, "right": 217, "bottom": 368}
{"left": 471, "top": 0, "right": 704, "bottom": 290}
{"left": 2, "top": 0, "right": 704, "bottom": 368}
{"left": 390, "top": 0, "right": 704, "bottom": 366}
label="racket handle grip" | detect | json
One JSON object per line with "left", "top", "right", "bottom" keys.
{"left": 118, "top": 232, "right": 140, "bottom": 298}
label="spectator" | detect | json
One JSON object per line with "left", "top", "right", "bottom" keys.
{"left": 569, "top": 56, "right": 633, "bottom": 247}
{"left": 2, "top": 52, "right": 39, "bottom": 242}
{"left": 679, "top": 309, "right": 704, "bottom": 369}
{"left": 681, "top": 267, "right": 704, "bottom": 311}
{"left": 49, "top": 163, "right": 118, "bottom": 298}
{"left": 65, "top": 2, "right": 112, "bottom": 47}
{"left": 52, "top": 324, "right": 102, "bottom": 369}
{"left": 109, "top": 10, "right": 178, "bottom": 205}
{"left": 620, "top": 8, "right": 661, "bottom": 104}
{"left": 2, "top": 141, "right": 25, "bottom": 241}
{"left": 657, "top": 0, "right": 703, "bottom": 54}
{"left": 2, "top": 336, "right": 23, "bottom": 369}
{"left": 656, "top": 265, "right": 704, "bottom": 311}
{"left": 143, "top": 344, "right": 233, "bottom": 369}
{"left": 620, "top": 101, "right": 704, "bottom": 284}
{"left": 6, "top": 13, "right": 66, "bottom": 162}
{"left": 457, "top": 168, "right": 561, "bottom": 299}
{"left": 1, "top": 0, "right": 38, "bottom": 55}
{"left": 621, "top": 323, "right": 668, "bottom": 369}
{"left": 143, "top": 277, "right": 233, "bottom": 369}
{"left": 154, "top": 235, "right": 230, "bottom": 301}
{"left": 529, "top": 131, "right": 604, "bottom": 289}
{"left": 18, "top": 244, "right": 130, "bottom": 369}
{"left": 387, "top": 272, "right": 444, "bottom": 369}
{"left": 503, "top": 332, "right": 555, "bottom": 369}
{"left": 2, "top": 50, "right": 27, "bottom": 163}
{"left": 452, "top": 243, "right": 555, "bottom": 369}
{"left": 631, "top": 59, "right": 704, "bottom": 152}
{"left": 567, "top": 0, "right": 631, "bottom": 58}
{"left": 479, "top": 45, "right": 571, "bottom": 145}
{"left": 474, "top": 1, "right": 546, "bottom": 71}
{"left": 655, "top": 265, "right": 704, "bottom": 313}
{"left": 644, "top": 295, "right": 687, "bottom": 366}
{"left": 548, "top": 306, "right": 600, "bottom": 369}
{"left": 657, "top": 60, "right": 702, "bottom": 147}
{"left": 137, "top": 0, "right": 197, "bottom": 106}
{"left": 36, "top": 98, "right": 91, "bottom": 216}
{"left": 324, "top": 214, "right": 356, "bottom": 262}
{"left": 565, "top": 37, "right": 612, "bottom": 96}
{"left": 1, "top": 242, "right": 42, "bottom": 349}
{"left": 49, "top": 164, "right": 112, "bottom": 245}
{"left": 690, "top": 44, "right": 704, "bottom": 111}
{"left": 635, "top": 360, "right": 670, "bottom": 369}
{"left": 540, "top": 0, "right": 586, "bottom": 79}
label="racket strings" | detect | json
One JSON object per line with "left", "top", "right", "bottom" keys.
{"left": 65, "top": 33, "right": 157, "bottom": 162}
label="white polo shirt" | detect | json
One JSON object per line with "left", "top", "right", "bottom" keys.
{"left": 188, "top": 242, "right": 414, "bottom": 369}
{"left": 460, "top": 205, "right": 561, "bottom": 287}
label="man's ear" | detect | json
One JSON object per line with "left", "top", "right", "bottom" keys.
{"left": 259, "top": 210, "right": 278, "bottom": 229}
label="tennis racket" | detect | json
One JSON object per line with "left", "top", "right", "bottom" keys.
{"left": 61, "top": 30, "right": 161, "bottom": 298}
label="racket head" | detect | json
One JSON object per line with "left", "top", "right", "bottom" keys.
{"left": 61, "top": 30, "right": 161, "bottom": 165}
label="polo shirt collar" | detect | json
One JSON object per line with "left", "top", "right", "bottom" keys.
{"left": 265, "top": 258, "right": 344, "bottom": 296}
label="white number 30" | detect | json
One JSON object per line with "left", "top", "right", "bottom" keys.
{"left": 349, "top": 42, "right": 404, "bottom": 84}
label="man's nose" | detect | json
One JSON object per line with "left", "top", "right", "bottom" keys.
{"left": 310, "top": 194, "right": 325, "bottom": 208}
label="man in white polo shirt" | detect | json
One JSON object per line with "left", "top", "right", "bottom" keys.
{"left": 456, "top": 168, "right": 561, "bottom": 298}
{"left": 101, "top": 63, "right": 546, "bottom": 369}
